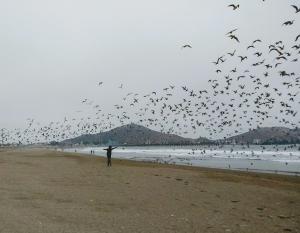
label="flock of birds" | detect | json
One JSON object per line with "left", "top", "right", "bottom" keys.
{"left": 1, "top": 1, "right": 299, "bottom": 146}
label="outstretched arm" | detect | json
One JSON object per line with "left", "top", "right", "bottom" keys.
{"left": 103, "top": 148, "right": 108, "bottom": 151}
{"left": 112, "top": 147, "right": 118, "bottom": 150}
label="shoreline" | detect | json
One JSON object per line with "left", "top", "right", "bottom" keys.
{"left": 35, "top": 148, "right": 300, "bottom": 190}
{"left": 74, "top": 151, "right": 300, "bottom": 186}
{"left": 63, "top": 147, "right": 300, "bottom": 177}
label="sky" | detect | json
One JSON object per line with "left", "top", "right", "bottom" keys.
{"left": 0, "top": 0, "right": 299, "bottom": 140}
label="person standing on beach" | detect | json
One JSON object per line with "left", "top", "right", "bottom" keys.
{"left": 103, "top": 145, "right": 118, "bottom": 167}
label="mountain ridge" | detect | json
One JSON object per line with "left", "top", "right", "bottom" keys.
{"left": 61, "top": 123, "right": 211, "bottom": 146}
{"left": 224, "top": 126, "right": 300, "bottom": 144}
{"left": 60, "top": 124, "right": 300, "bottom": 146}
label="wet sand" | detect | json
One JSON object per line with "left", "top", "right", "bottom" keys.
{"left": 0, "top": 149, "right": 299, "bottom": 233}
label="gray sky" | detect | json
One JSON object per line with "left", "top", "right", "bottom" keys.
{"left": 0, "top": 0, "right": 299, "bottom": 140}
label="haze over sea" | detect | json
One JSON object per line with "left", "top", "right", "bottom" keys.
{"left": 65, "top": 144, "right": 300, "bottom": 175}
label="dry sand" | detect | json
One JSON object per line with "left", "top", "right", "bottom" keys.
{"left": 0, "top": 149, "right": 299, "bottom": 233}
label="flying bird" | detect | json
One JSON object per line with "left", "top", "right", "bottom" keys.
{"left": 252, "top": 39, "right": 262, "bottom": 44}
{"left": 282, "top": 20, "right": 295, "bottom": 26}
{"left": 226, "top": 28, "right": 238, "bottom": 35}
{"left": 227, "top": 50, "right": 236, "bottom": 56}
{"left": 182, "top": 44, "right": 192, "bottom": 49}
{"left": 228, "top": 34, "right": 240, "bottom": 42}
{"left": 291, "top": 5, "right": 300, "bottom": 13}
{"left": 228, "top": 4, "right": 240, "bottom": 10}
{"left": 238, "top": 56, "right": 247, "bottom": 62}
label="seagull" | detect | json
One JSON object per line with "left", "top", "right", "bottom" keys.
{"left": 254, "top": 52, "right": 262, "bottom": 57}
{"left": 182, "top": 44, "right": 192, "bottom": 49}
{"left": 227, "top": 50, "right": 236, "bottom": 56}
{"left": 226, "top": 28, "right": 238, "bottom": 35}
{"left": 238, "top": 56, "right": 247, "bottom": 62}
{"left": 252, "top": 39, "right": 262, "bottom": 44}
{"left": 228, "top": 4, "right": 239, "bottom": 10}
{"left": 291, "top": 5, "right": 300, "bottom": 13}
{"left": 98, "top": 82, "right": 103, "bottom": 86}
{"left": 228, "top": 34, "right": 240, "bottom": 42}
{"left": 282, "top": 20, "right": 294, "bottom": 26}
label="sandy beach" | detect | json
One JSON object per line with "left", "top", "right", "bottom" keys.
{"left": 0, "top": 149, "right": 299, "bottom": 233}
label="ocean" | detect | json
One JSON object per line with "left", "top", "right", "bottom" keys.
{"left": 64, "top": 144, "right": 300, "bottom": 175}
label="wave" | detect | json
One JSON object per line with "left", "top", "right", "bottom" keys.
{"left": 64, "top": 145, "right": 300, "bottom": 175}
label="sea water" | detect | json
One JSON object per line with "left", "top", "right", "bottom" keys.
{"left": 64, "top": 145, "right": 300, "bottom": 175}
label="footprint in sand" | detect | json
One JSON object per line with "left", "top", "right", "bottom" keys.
{"left": 175, "top": 178, "right": 183, "bottom": 181}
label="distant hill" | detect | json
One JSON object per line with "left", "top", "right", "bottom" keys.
{"left": 60, "top": 125, "right": 300, "bottom": 146}
{"left": 61, "top": 123, "right": 211, "bottom": 146}
{"left": 225, "top": 127, "right": 300, "bottom": 144}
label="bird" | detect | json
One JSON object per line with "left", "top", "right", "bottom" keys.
{"left": 269, "top": 47, "right": 283, "bottom": 56}
{"left": 291, "top": 5, "right": 300, "bottom": 13}
{"left": 228, "top": 4, "right": 239, "bottom": 10}
{"left": 238, "top": 56, "right": 247, "bottom": 62}
{"left": 275, "top": 62, "right": 282, "bottom": 68}
{"left": 227, "top": 50, "right": 236, "bottom": 56}
{"left": 226, "top": 28, "right": 238, "bottom": 35}
{"left": 228, "top": 34, "right": 240, "bottom": 42}
{"left": 295, "top": 34, "right": 300, "bottom": 42}
{"left": 182, "top": 44, "right": 192, "bottom": 49}
{"left": 98, "top": 82, "right": 103, "bottom": 86}
{"left": 265, "top": 64, "right": 272, "bottom": 69}
{"left": 252, "top": 39, "right": 262, "bottom": 44}
{"left": 254, "top": 52, "right": 262, "bottom": 57}
{"left": 282, "top": 20, "right": 294, "bottom": 26}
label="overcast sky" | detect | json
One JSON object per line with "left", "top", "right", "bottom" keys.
{"left": 0, "top": 0, "right": 299, "bottom": 139}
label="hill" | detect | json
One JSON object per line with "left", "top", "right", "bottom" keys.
{"left": 61, "top": 123, "right": 211, "bottom": 146}
{"left": 60, "top": 125, "right": 300, "bottom": 146}
{"left": 225, "top": 127, "right": 300, "bottom": 144}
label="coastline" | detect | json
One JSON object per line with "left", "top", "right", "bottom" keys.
{"left": 64, "top": 145, "right": 300, "bottom": 176}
